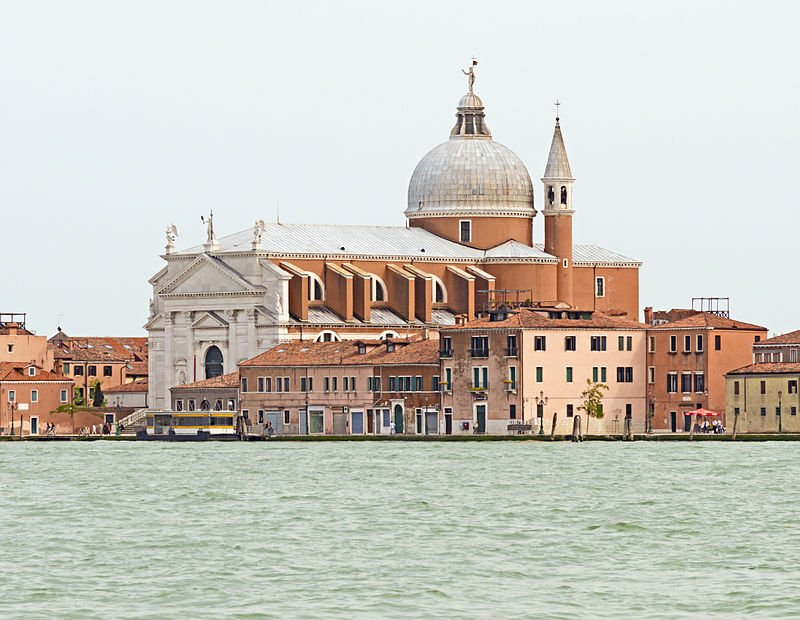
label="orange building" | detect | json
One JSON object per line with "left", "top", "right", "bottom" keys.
{"left": 0, "top": 362, "right": 75, "bottom": 435}
{"left": 644, "top": 308, "right": 767, "bottom": 432}
{"left": 0, "top": 313, "right": 53, "bottom": 370}
{"left": 148, "top": 67, "right": 641, "bottom": 408}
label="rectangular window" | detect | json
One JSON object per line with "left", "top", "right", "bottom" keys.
{"left": 257, "top": 410, "right": 265, "bottom": 424}
{"left": 566, "top": 367, "right": 573, "bottom": 383}
{"left": 63, "top": 363, "right": 70, "bottom": 374}
{"left": 324, "top": 377, "right": 330, "bottom": 392}
{"left": 8, "top": 389, "right": 16, "bottom": 403}
{"left": 715, "top": 335, "right": 721, "bottom": 350}
{"left": 592, "top": 367, "right": 598, "bottom": 383}
{"left": 696, "top": 335, "right": 704, "bottom": 352}
{"left": 734, "top": 380, "right": 740, "bottom": 395}
{"left": 792, "top": 407, "right": 797, "bottom": 416}
{"left": 509, "top": 404, "right": 516, "bottom": 419}
{"left": 444, "top": 368, "right": 452, "bottom": 390}
{"left": 534, "top": 336, "right": 547, "bottom": 351}
{"left": 791, "top": 349, "right": 798, "bottom": 363}
{"left": 626, "top": 336, "right": 633, "bottom": 351}
{"left": 470, "top": 336, "right": 489, "bottom": 357}
{"left": 760, "top": 381, "right": 766, "bottom": 395}
{"left": 694, "top": 373, "right": 705, "bottom": 393}
{"left": 31, "top": 389, "right": 38, "bottom": 403}
{"left": 60, "top": 389, "right": 68, "bottom": 403}
{"left": 241, "top": 377, "right": 248, "bottom": 392}
{"left": 101, "top": 365, "right": 113, "bottom": 377}
{"left": 413, "top": 376, "right": 422, "bottom": 392}
{"left": 601, "top": 367, "right": 607, "bottom": 383}
{"left": 257, "top": 377, "right": 266, "bottom": 392}
{"left": 7, "top": 344, "right": 12, "bottom": 353}
{"left": 566, "top": 404, "right": 574, "bottom": 417}
{"left": 284, "top": 410, "right": 291, "bottom": 425}
{"left": 440, "top": 336, "right": 453, "bottom": 357}
{"left": 648, "top": 336, "right": 655, "bottom": 353}
{"left": 88, "top": 365, "right": 97, "bottom": 376}
{"left": 734, "top": 407, "right": 739, "bottom": 418}
{"left": 684, "top": 335, "right": 691, "bottom": 353}
{"left": 616, "top": 367, "right": 634, "bottom": 383}
{"left": 618, "top": 336, "right": 625, "bottom": 351}
{"left": 343, "top": 376, "right": 349, "bottom": 392}
{"left": 669, "top": 335, "right": 677, "bottom": 353}
{"left": 536, "top": 366, "right": 543, "bottom": 383}
{"left": 264, "top": 377, "right": 272, "bottom": 392}
{"left": 506, "top": 334, "right": 518, "bottom": 356}
{"left": 188, "top": 399, "right": 196, "bottom": 411}
{"left": 459, "top": 220, "right": 472, "bottom": 243}
{"left": 595, "top": 276, "right": 605, "bottom": 297}
{"left": 760, "top": 407, "right": 767, "bottom": 417}
{"left": 565, "top": 336, "right": 576, "bottom": 351}
{"left": 175, "top": 400, "right": 183, "bottom": 411}
{"left": 648, "top": 366, "right": 655, "bottom": 384}
{"left": 590, "top": 336, "right": 607, "bottom": 351}
{"left": 432, "top": 376, "right": 440, "bottom": 392}
{"left": 300, "top": 377, "right": 308, "bottom": 393}
{"left": 389, "top": 376, "right": 397, "bottom": 391}
{"left": 74, "top": 366, "right": 84, "bottom": 376}
{"left": 667, "top": 373, "right": 678, "bottom": 393}
{"left": 507, "top": 366, "right": 517, "bottom": 390}
{"left": 681, "top": 372, "right": 692, "bottom": 393}
{"left": 472, "top": 367, "right": 488, "bottom": 389}
{"left": 788, "top": 380, "right": 798, "bottom": 394}
{"left": 332, "top": 376, "right": 338, "bottom": 392}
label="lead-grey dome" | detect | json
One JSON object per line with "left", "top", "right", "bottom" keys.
{"left": 406, "top": 88, "right": 535, "bottom": 219}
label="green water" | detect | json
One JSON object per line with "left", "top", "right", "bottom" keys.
{"left": 1, "top": 442, "right": 799, "bottom": 619}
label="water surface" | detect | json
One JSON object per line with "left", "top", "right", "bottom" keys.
{"left": 1, "top": 441, "right": 799, "bottom": 619}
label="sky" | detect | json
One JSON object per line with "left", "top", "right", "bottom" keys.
{"left": 1, "top": 1, "right": 798, "bottom": 337}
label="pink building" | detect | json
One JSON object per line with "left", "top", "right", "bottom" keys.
{"left": 440, "top": 308, "right": 647, "bottom": 435}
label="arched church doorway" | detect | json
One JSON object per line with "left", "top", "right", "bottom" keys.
{"left": 205, "top": 346, "right": 224, "bottom": 379}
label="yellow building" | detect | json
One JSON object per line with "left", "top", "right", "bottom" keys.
{"left": 725, "top": 363, "right": 800, "bottom": 433}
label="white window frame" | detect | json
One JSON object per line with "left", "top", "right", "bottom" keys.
{"left": 28, "top": 366, "right": 36, "bottom": 377}
{"left": 371, "top": 275, "right": 388, "bottom": 302}
{"left": 30, "top": 389, "right": 38, "bottom": 403}
{"left": 60, "top": 389, "right": 68, "bottom": 403}
{"left": 696, "top": 334, "right": 704, "bottom": 352}
{"left": 315, "top": 330, "right": 340, "bottom": 343}
{"left": 459, "top": 219, "right": 472, "bottom": 243}
{"left": 307, "top": 273, "right": 325, "bottom": 302}
{"left": 595, "top": 276, "right": 605, "bottom": 298}
{"left": 648, "top": 366, "right": 655, "bottom": 384}
{"left": 648, "top": 336, "right": 655, "bottom": 353}
{"left": 8, "top": 390, "right": 15, "bottom": 403}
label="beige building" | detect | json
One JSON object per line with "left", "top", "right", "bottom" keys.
{"left": 0, "top": 313, "right": 53, "bottom": 371}
{"left": 440, "top": 308, "right": 647, "bottom": 435}
{"left": 725, "top": 363, "right": 800, "bottom": 433}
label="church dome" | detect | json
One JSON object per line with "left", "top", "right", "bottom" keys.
{"left": 406, "top": 80, "right": 535, "bottom": 220}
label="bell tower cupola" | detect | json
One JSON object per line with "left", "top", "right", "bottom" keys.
{"left": 542, "top": 107, "right": 575, "bottom": 306}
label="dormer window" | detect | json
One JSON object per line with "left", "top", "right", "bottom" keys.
{"left": 560, "top": 186, "right": 568, "bottom": 205}
{"left": 358, "top": 344, "right": 367, "bottom": 355}
{"left": 28, "top": 366, "right": 36, "bottom": 377}
{"left": 387, "top": 343, "right": 396, "bottom": 353}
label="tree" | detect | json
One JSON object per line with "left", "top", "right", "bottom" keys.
{"left": 73, "top": 386, "right": 85, "bottom": 407}
{"left": 92, "top": 380, "right": 105, "bottom": 408}
{"left": 578, "top": 379, "right": 608, "bottom": 435}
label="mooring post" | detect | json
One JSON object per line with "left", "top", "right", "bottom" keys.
{"left": 572, "top": 414, "right": 582, "bottom": 442}
{"left": 689, "top": 413, "right": 696, "bottom": 441}
{"left": 550, "top": 412, "right": 558, "bottom": 441}
{"left": 732, "top": 411, "right": 738, "bottom": 441}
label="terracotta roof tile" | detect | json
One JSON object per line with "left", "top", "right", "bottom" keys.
{"left": 727, "top": 362, "right": 800, "bottom": 375}
{"left": 104, "top": 380, "right": 149, "bottom": 393}
{"left": 648, "top": 312, "right": 766, "bottom": 331}
{"left": 442, "top": 309, "right": 646, "bottom": 331}
{"left": 241, "top": 338, "right": 438, "bottom": 368}
{"left": 173, "top": 372, "right": 240, "bottom": 390}
{"left": 755, "top": 329, "right": 800, "bottom": 346}
{"left": 0, "top": 362, "right": 73, "bottom": 383}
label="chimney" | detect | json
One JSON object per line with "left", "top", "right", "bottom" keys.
{"left": 643, "top": 307, "right": 653, "bottom": 325}
{"left": 6, "top": 321, "right": 18, "bottom": 336}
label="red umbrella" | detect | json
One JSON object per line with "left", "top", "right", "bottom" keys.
{"left": 685, "top": 408, "right": 720, "bottom": 417}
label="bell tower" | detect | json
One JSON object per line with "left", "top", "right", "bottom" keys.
{"left": 542, "top": 108, "right": 575, "bottom": 306}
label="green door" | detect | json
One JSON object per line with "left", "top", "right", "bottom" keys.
{"left": 476, "top": 405, "right": 487, "bottom": 434}
{"left": 394, "top": 404, "right": 404, "bottom": 434}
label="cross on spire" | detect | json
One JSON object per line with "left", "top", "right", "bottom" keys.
{"left": 554, "top": 99, "right": 561, "bottom": 121}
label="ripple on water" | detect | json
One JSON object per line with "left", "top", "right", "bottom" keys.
{"left": 1, "top": 441, "right": 799, "bottom": 619}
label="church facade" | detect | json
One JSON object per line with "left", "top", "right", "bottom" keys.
{"left": 146, "top": 69, "right": 641, "bottom": 410}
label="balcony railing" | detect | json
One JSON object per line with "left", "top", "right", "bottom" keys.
{"left": 505, "top": 347, "right": 518, "bottom": 357}
{"left": 470, "top": 348, "right": 489, "bottom": 358}
{"left": 439, "top": 348, "right": 453, "bottom": 358}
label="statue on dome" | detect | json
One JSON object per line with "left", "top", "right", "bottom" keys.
{"left": 462, "top": 57, "right": 478, "bottom": 94}
{"left": 165, "top": 223, "right": 178, "bottom": 254}
{"left": 252, "top": 219, "right": 266, "bottom": 247}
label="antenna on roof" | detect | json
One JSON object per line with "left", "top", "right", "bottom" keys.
{"left": 276, "top": 201, "right": 281, "bottom": 225}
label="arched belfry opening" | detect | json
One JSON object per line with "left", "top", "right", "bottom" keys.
{"left": 205, "top": 346, "right": 224, "bottom": 379}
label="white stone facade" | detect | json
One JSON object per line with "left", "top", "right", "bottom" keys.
{"left": 146, "top": 252, "right": 290, "bottom": 410}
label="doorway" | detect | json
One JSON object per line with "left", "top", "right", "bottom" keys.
{"left": 299, "top": 410, "right": 308, "bottom": 435}
{"left": 393, "top": 404, "right": 404, "bottom": 433}
{"left": 683, "top": 413, "right": 692, "bottom": 432}
{"left": 425, "top": 410, "right": 438, "bottom": 434}
{"left": 30, "top": 416, "right": 39, "bottom": 435}
{"left": 445, "top": 412, "right": 453, "bottom": 435}
{"left": 670, "top": 411, "right": 677, "bottom": 432}
{"left": 367, "top": 410, "right": 374, "bottom": 434}
{"left": 475, "top": 404, "right": 487, "bottom": 434}
{"left": 351, "top": 411, "right": 364, "bottom": 434}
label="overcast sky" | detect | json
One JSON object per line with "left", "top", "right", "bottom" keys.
{"left": 2, "top": 1, "right": 798, "bottom": 337}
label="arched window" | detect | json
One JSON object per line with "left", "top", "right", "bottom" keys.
{"left": 315, "top": 330, "right": 341, "bottom": 342}
{"left": 430, "top": 275, "right": 447, "bottom": 304}
{"left": 379, "top": 330, "right": 399, "bottom": 341}
{"left": 200, "top": 399, "right": 211, "bottom": 411}
{"left": 371, "top": 276, "right": 387, "bottom": 302}
{"left": 547, "top": 186, "right": 555, "bottom": 205}
{"left": 204, "top": 346, "right": 224, "bottom": 379}
{"left": 560, "top": 186, "right": 568, "bottom": 205}
{"left": 308, "top": 274, "right": 324, "bottom": 301}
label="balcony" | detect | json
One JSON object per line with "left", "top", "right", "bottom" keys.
{"left": 470, "top": 348, "right": 489, "bottom": 358}
{"left": 504, "top": 347, "right": 518, "bottom": 357}
{"left": 469, "top": 384, "right": 489, "bottom": 391}
{"left": 439, "top": 348, "right": 453, "bottom": 358}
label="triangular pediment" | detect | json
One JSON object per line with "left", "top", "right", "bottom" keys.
{"left": 158, "top": 254, "right": 258, "bottom": 296}
{"left": 145, "top": 314, "right": 166, "bottom": 331}
{"left": 192, "top": 311, "right": 228, "bottom": 329}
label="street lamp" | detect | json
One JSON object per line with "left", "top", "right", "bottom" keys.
{"left": 778, "top": 390, "right": 783, "bottom": 433}
{"left": 534, "top": 390, "right": 548, "bottom": 435}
